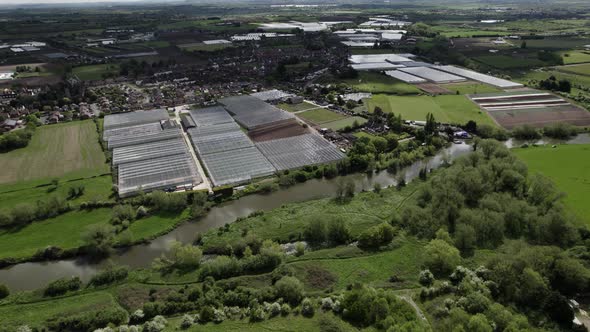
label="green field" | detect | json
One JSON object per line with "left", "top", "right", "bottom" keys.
{"left": 561, "top": 50, "right": 590, "bottom": 64}
{"left": 439, "top": 82, "right": 502, "bottom": 95}
{"left": 119, "top": 209, "right": 190, "bottom": 243}
{"left": 289, "top": 237, "right": 425, "bottom": 291}
{"left": 0, "top": 175, "right": 113, "bottom": 212}
{"left": 277, "top": 101, "right": 318, "bottom": 113}
{"left": 297, "top": 108, "right": 346, "bottom": 124}
{"left": 167, "top": 312, "right": 358, "bottom": 332}
{"left": 366, "top": 94, "right": 497, "bottom": 127}
{"left": 474, "top": 55, "right": 545, "bottom": 69}
{"left": 0, "top": 121, "right": 108, "bottom": 184}
{"left": 0, "top": 291, "right": 121, "bottom": 329}
{"left": 522, "top": 38, "right": 590, "bottom": 50}
{"left": 0, "top": 208, "right": 111, "bottom": 260}
{"left": 201, "top": 183, "right": 417, "bottom": 253}
{"left": 72, "top": 64, "right": 120, "bottom": 81}
{"left": 180, "top": 43, "right": 233, "bottom": 52}
{"left": 0, "top": 208, "right": 189, "bottom": 261}
{"left": 557, "top": 63, "right": 590, "bottom": 76}
{"left": 513, "top": 144, "right": 590, "bottom": 226}
{"left": 322, "top": 116, "right": 368, "bottom": 131}
{"left": 339, "top": 72, "right": 421, "bottom": 95}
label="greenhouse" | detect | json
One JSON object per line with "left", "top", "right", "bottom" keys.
{"left": 256, "top": 134, "right": 345, "bottom": 171}
{"left": 107, "top": 128, "right": 183, "bottom": 150}
{"left": 103, "top": 109, "right": 169, "bottom": 130}
{"left": 200, "top": 147, "right": 276, "bottom": 187}
{"left": 112, "top": 137, "right": 188, "bottom": 166}
{"left": 117, "top": 152, "right": 201, "bottom": 198}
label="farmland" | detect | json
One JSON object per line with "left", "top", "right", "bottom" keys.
{"left": 514, "top": 144, "right": 590, "bottom": 226}
{"left": 439, "top": 82, "right": 502, "bottom": 95}
{"left": 321, "top": 116, "right": 368, "bottom": 131}
{"left": 561, "top": 50, "right": 590, "bottom": 64}
{"left": 297, "top": 108, "right": 346, "bottom": 125}
{"left": 474, "top": 55, "right": 545, "bottom": 69}
{"left": 338, "top": 71, "right": 421, "bottom": 95}
{"left": 366, "top": 94, "right": 498, "bottom": 127}
{"left": 72, "top": 64, "right": 120, "bottom": 81}
{"left": 557, "top": 63, "right": 590, "bottom": 76}
{"left": 277, "top": 101, "right": 318, "bottom": 113}
{"left": 0, "top": 120, "right": 108, "bottom": 185}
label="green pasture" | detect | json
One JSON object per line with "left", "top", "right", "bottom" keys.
{"left": 366, "top": 94, "right": 497, "bottom": 127}
{"left": 298, "top": 108, "right": 346, "bottom": 124}
{"left": 338, "top": 72, "right": 421, "bottom": 95}
{"left": 72, "top": 64, "right": 120, "bottom": 81}
{"left": 513, "top": 144, "right": 590, "bottom": 226}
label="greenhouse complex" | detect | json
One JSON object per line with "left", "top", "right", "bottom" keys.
{"left": 103, "top": 96, "right": 344, "bottom": 197}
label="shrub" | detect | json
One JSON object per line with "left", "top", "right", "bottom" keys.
{"left": 88, "top": 266, "right": 129, "bottom": 287}
{"left": 268, "top": 302, "right": 281, "bottom": 317}
{"left": 0, "top": 284, "right": 9, "bottom": 299}
{"left": 275, "top": 276, "right": 304, "bottom": 305}
{"left": 295, "top": 242, "right": 305, "bottom": 257}
{"left": 301, "top": 298, "right": 315, "bottom": 317}
{"left": 44, "top": 277, "right": 82, "bottom": 297}
{"left": 281, "top": 303, "right": 291, "bottom": 316}
{"left": 419, "top": 269, "right": 435, "bottom": 287}
{"left": 180, "top": 314, "right": 194, "bottom": 329}
{"left": 250, "top": 307, "right": 266, "bottom": 322}
{"left": 321, "top": 297, "right": 334, "bottom": 311}
{"left": 358, "top": 223, "right": 396, "bottom": 249}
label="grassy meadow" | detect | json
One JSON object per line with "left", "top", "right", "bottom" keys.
{"left": 338, "top": 72, "right": 421, "bottom": 95}
{"left": 513, "top": 144, "right": 590, "bottom": 226}
{"left": 72, "top": 64, "right": 120, "bottom": 81}
{"left": 0, "top": 120, "right": 108, "bottom": 184}
{"left": 322, "top": 116, "right": 368, "bottom": 131}
{"left": 297, "top": 108, "right": 346, "bottom": 124}
{"left": 366, "top": 94, "right": 497, "bottom": 127}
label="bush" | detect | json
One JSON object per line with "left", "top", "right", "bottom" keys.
{"left": 275, "top": 276, "right": 304, "bottom": 305}
{"left": 295, "top": 242, "right": 305, "bottom": 257}
{"left": 47, "top": 307, "right": 128, "bottom": 331}
{"left": 281, "top": 303, "right": 291, "bottom": 316}
{"left": 543, "top": 122, "right": 577, "bottom": 139}
{"left": 358, "top": 223, "right": 396, "bottom": 249}
{"left": 0, "top": 284, "right": 9, "bottom": 299}
{"left": 88, "top": 266, "right": 128, "bottom": 287}
{"left": 268, "top": 302, "right": 281, "bottom": 317}
{"left": 179, "top": 314, "right": 194, "bottom": 329}
{"left": 250, "top": 307, "right": 266, "bottom": 322}
{"left": 44, "top": 277, "right": 82, "bottom": 297}
{"left": 301, "top": 298, "right": 315, "bottom": 317}
{"left": 419, "top": 269, "right": 435, "bottom": 287}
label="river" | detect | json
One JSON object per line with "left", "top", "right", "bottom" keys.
{"left": 2, "top": 133, "right": 587, "bottom": 292}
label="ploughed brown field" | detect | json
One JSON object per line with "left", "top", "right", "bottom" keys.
{"left": 488, "top": 105, "right": 590, "bottom": 129}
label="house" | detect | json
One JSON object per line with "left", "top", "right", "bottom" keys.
{"left": 288, "top": 96, "right": 304, "bottom": 104}
{"left": 2, "top": 119, "right": 17, "bottom": 130}
{"left": 47, "top": 111, "right": 61, "bottom": 124}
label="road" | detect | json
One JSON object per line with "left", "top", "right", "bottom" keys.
{"left": 173, "top": 105, "right": 212, "bottom": 193}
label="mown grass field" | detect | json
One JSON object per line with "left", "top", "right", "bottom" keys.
{"left": 119, "top": 209, "right": 191, "bottom": 243}
{"left": 0, "top": 120, "right": 108, "bottom": 184}
{"left": 557, "top": 63, "right": 590, "bottom": 76}
{"left": 561, "top": 50, "right": 590, "bottom": 64}
{"left": 322, "top": 116, "right": 368, "bottom": 131}
{"left": 339, "top": 72, "right": 421, "bottom": 95}
{"left": 72, "top": 64, "right": 120, "bottom": 81}
{"left": 0, "top": 208, "right": 189, "bottom": 261}
{"left": 298, "top": 108, "right": 346, "bottom": 124}
{"left": 277, "top": 101, "right": 318, "bottom": 113}
{"left": 0, "top": 291, "right": 120, "bottom": 329}
{"left": 180, "top": 43, "right": 233, "bottom": 52}
{"left": 0, "top": 175, "right": 112, "bottom": 212}
{"left": 0, "top": 208, "right": 112, "bottom": 260}
{"left": 366, "top": 94, "right": 497, "bottom": 127}
{"left": 439, "top": 82, "right": 502, "bottom": 95}
{"left": 513, "top": 144, "right": 590, "bottom": 226}
{"left": 474, "top": 55, "right": 545, "bottom": 69}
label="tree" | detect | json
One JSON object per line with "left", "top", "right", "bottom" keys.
{"left": 424, "top": 239, "right": 461, "bottom": 276}
{"left": 517, "top": 268, "right": 548, "bottom": 306}
{"left": 275, "top": 276, "right": 304, "bottom": 305}
{"left": 454, "top": 224, "right": 476, "bottom": 253}
{"left": 358, "top": 223, "right": 396, "bottom": 249}
{"left": 419, "top": 269, "right": 435, "bottom": 286}
{"left": 544, "top": 291, "right": 574, "bottom": 325}
{"left": 327, "top": 217, "right": 351, "bottom": 244}
{"left": 425, "top": 113, "right": 437, "bottom": 135}
{"left": 467, "top": 314, "right": 493, "bottom": 332}
{"left": 304, "top": 216, "right": 328, "bottom": 244}
{"left": 520, "top": 41, "right": 527, "bottom": 49}
{"left": 153, "top": 241, "right": 203, "bottom": 271}
{"left": 82, "top": 224, "right": 115, "bottom": 257}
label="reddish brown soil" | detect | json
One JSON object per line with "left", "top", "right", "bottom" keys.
{"left": 489, "top": 106, "right": 590, "bottom": 129}
{"left": 415, "top": 83, "right": 452, "bottom": 95}
{"left": 249, "top": 120, "right": 310, "bottom": 142}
